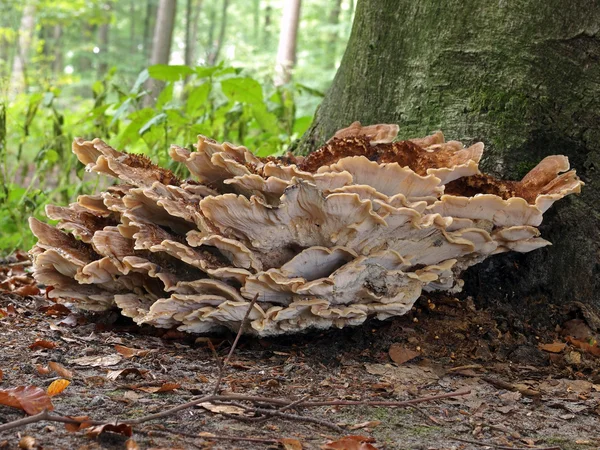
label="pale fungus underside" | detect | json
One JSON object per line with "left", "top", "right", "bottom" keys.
{"left": 29, "top": 122, "right": 583, "bottom": 336}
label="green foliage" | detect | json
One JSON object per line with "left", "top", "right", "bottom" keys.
{"left": 0, "top": 64, "right": 318, "bottom": 255}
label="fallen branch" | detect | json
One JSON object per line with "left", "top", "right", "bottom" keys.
{"left": 0, "top": 389, "right": 470, "bottom": 433}
{"left": 482, "top": 376, "right": 541, "bottom": 397}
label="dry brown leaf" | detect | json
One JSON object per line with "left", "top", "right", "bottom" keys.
{"left": 200, "top": 402, "right": 246, "bottom": 415}
{"left": 18, "top": 436, "right": 36, "bottom": 450}
{"left": 106, "top": 368, "right": 147, "bottom": 381}
{"left": 64, "top": 416, "right": 92, "bottom": 432}
{"left": 48, "top": 361, "right": 73, "bottom": 379}
{"left": 538, "top": 342, "right": 567, "bottom": 353}
{"left": 14, "top": 285, "right": 40, "bottom": 296}
{"left": 349, "top": 421, "right": 381, "bottom": 430}
{"left": 40, "top": 304, "right": 72, "bottom": 317}
{"left": 114, "top": 344, "right": 151, "bottom": 358}
{"left": 86, "top": 423, "right": 133, "bottom": 438}
{"left": 388, "top": 343, "right": 420, "bottom": 364}
{"left": 0, "top": 386, "right": 54, "bottom": 415}
{"left": 125, "top": 439, "right": 140, "bottom": 450}
{"left": 70, "top": 354, "right": 122, "bottom": 367}
{"left": 136, "top": 382, "right": 180, "bottom": 393}
{"left": 47, "top": 379, "right": 70, "bottom": 397}
{"left": 0, "top": 369, "right": 3, "bottom": 382}
{"left": 35, "top": 364, "right": 50, "bottom": 375}
{"left": 29, "top": 339, "right": 58, "bottom": 350}
{"left": 566, "top": 336, "right": 600, "bottom": 357}
{"left": 321, "top": 435, "right": 378, "bottom": 450}
{"left": 280, "top": 438, "right": 303, "bottom": 450}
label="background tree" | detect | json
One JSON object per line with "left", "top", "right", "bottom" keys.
{"left": 9, "top": 1, "right": 36, "bottom": 95}
{"left": 274, "top": 0, "right": 301, "bottom": 86}
{"left": 145, "top": 0, "right": 177, "bottom": 104}
{"left": 299, "top": 0, "right": 600, "bottom": 318}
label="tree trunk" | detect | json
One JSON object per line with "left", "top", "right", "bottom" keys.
{"left": 129, "top": 0, "right": 136, "bottom": 55}
{"left": 10, "top": 1, "right": 36, "bottom": 96}
{"left": 299, "top": 0, "right": 600, "bottom": 321}
{"left": 51, "top": 25, "right": 63, "bottom": 76}
{"left": 143, "top": 0, "right": 157, "bottom": 64}
{"left": 96, "top": 5, "right": 111, "bottom": 79}
{"left": 145, "top": 0, "right": 177, "bottom": 105}
{"left": 274, "top": 0, "right": 302, "bottom": 86}
{"left": 324, "top": 0, "right": 343, "bottom": 70}
{"left": 207, "top": 0, "right": 230, "bottom": 66}
{"left": 185, "top": 0, "right": 202, "bottom": 66}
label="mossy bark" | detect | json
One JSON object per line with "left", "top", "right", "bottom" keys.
{"left": 298, "top": 0, "right": 600, "bottom": 317}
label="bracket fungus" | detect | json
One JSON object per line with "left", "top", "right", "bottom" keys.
{"left": 29, "top": 121, "right": 583, "bottom": 335}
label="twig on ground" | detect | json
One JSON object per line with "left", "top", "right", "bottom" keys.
{"left": 212, "top": 294, "right": 259, "bottom": 395}
{"left": 450, "top": 436, "right": 561, "bottom": 450}
{"left": 142, "top": 428, "right": 282, "bottom": 444}
{"left": 482, "top": 376, "right": 541, "bottom": 397}
{"left": 0, "top": 389, "right": 470, "bottom": 433}
{"left": 407, "top": 404, "right": 442, "bottom": 425}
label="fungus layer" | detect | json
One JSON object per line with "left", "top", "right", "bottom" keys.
{"left": 29, "top": 123, "right": 583, "bottom": 335}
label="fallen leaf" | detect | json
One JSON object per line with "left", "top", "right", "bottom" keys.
{"left": 47, "top": 379, "right": 70, "bottom": 397}
{"left": 538, "top": 342, "right": 567, "bottom": 353}
{"left": 86, "top": 423, "right": 133, "bottom": 438}
{"left": 64, "top": 416, "right": 92, "bottom": 432}
{"left": 106, "top": 368, "right": 147, "bottom": 381}
{"left": 566, "top": 336, "right": 600, "bottom": 357}
{"left": 200, "top": 402, "right": 246, "bottom": 415}
{"left": 40, "top": 304, "right": 72, "bottom": 317}
{"left": 29, "top": 339, "right": 58, "bottom": 350}
{"left": 70, "top": 354, "right": 122, "bottom": 367}
{"left": 388, "top": 343, "right": 420, "bottom": 364}
{"left": 115, "top": 345, "right": 150, "bottom": 358}
{"left": 136, "top": 382, "right": 180, "bottom": 393}
{"left": 14, "top": 285, "right": 40, "bottom": 296}
{"left": 35, "top": 364, "right": 50, "bottom": 375}
{"left": 48, "top": 362, "right": 73, "bottom": 379}
{"left": 280, "top": 438, "right": 303, "bottom": 450}
{"left": 0, "top": 369, "right": 3, "bottom": 382}
{"left": 125, "top": 439, "right": 140, "bottom": 450}
{"left": 349, "top": 421, "right": 381, "bottom": 430}
{"left": 18, "top": 436, "right": 36, "bottom": 450}
{"left": 0, "top": 386, "right": 54, "bottom": 415}
{"left": 56, "top": 314, "right": 79, "bottom": 327}
{"left": 321, "top": 435, "right": 378, "bottom": 450}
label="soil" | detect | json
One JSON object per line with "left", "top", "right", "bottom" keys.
{"left": 1, "top": 267, "right": 600, "bottom": 450}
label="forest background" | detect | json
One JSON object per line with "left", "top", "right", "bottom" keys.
{"left": 0, "top": 0, "right": 353, "bottom": 254}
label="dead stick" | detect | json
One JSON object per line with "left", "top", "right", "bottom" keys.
{"left": 143, "top": 428, "right": 282, "bottom": 444}
{"left": 482, "top": 376, "right": 541, "bottom": 397}
{"left": 212, "top": 294, "right": 259, "bottom": 395}
{"left": 450, "top": 436, "right": 561, "bottom": 450}
{"left": 0, "top": 390, "right": 470, "bottom": 433}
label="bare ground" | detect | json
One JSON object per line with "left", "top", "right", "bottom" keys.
{"left": 1, "top": 282, "right": 600, "bottom": 449}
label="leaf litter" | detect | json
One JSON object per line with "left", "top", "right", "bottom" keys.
{"left": 1, "top": 256, "right": 600, "bottom": 448}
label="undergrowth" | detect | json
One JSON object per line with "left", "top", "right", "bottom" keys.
{"left": 0, "top": 64, "right": 320, "bottom": 255}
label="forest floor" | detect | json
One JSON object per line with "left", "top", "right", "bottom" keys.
{"left": 1, "top": 255, "right": 600, "bottom": 450}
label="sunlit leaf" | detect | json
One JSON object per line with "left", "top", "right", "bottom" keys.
{"left": 221, "top": 77, "right": 264, "bottom": 104}
{"left": 47, "top": 379, "right": 70, "bottom": 397}
{"left": 148, "top": 64, "right": 194, "bottom": 82}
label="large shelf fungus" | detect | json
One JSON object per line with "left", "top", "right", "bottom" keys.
{"left": 29, "top": 122, "right": 583, "bottom": 335}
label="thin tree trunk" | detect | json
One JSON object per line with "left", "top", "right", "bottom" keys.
{"left": 184, "top": 0, "right": 202, "bottom": 86}
{"left": 10, "top": 1, "right": 36, "bottom": 95}
{"left": 207, "top": 0, "right": 230, "bottom": 66}
{"left": 324, "top": 0, "right": 342, "bottom": 70}
{"left": 206, "top": 5, "right": 216, "bottom": 61}
{"left": 130, "top": 0, "right": 136, "bottom": 55}
{"left": 51, "top": 25, "right": 63, "bottom": 76}
{"left": 145, "top": 0, "right": 178, "bottom": 105}
{"left": 274, "top": 0, "right": 302, "bottom": 86}
{"left": 263, "top": 5, "right": 272, "bottom": 48}
{"left": 299, "top": 0, "right": 600, "bottom": 319}
{"left": 143, "top": 0, "right": 157, "bottom": 64}
{"left": 253, "top": 0, "right": 260, "bottom": 44}
{"left": 96, "top": 4, "right": 111, "bottom": 79}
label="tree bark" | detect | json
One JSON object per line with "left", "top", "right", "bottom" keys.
{"left": 274, "top": 0, "right": 302, "bottom": 86}
{"left": 51, "top": 25, "right": 63, "bottom": 76}
{"left": 299, "top": 0, "right": 600, "bottom": 319}
{"left": 143, "top": 0, "right": 157, "bottom": 64}
{"left": 10, "top": 1, "right": 36, "bottom": 96}
{"left": 145, "top": 0, "right": 177, "bottom": 105}
{"left": 96, "top": 3, "right": 111, "bottom": 79}
{"left": 185, "top": 0, "right": 202, "bottom": 68}
{"left": 207, "top": 0, "right": 230, "bottom": 66}
{"left": 324, "top": 0, "right": 343, "bottom": 70}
